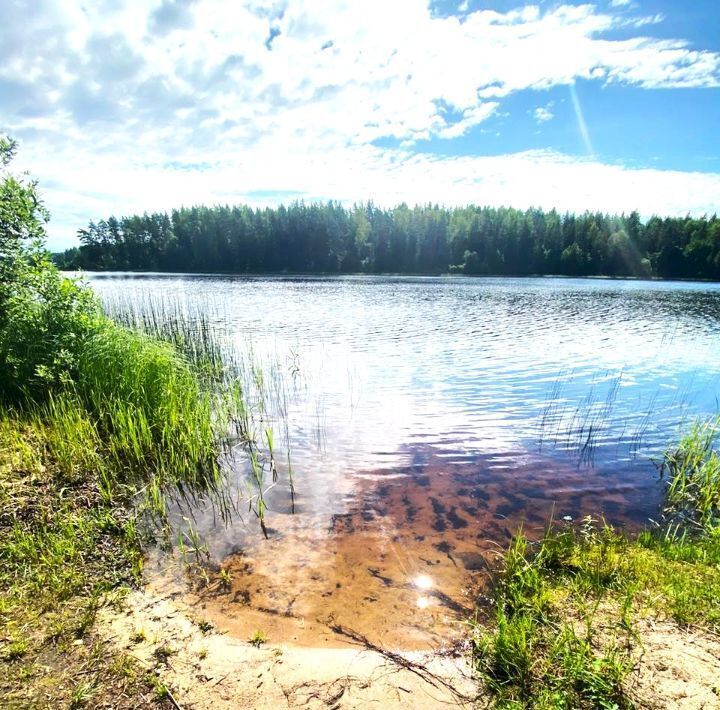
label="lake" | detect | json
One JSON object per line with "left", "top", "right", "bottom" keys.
{"left": 84, "top": 273, "right": 720, "bottom": 649}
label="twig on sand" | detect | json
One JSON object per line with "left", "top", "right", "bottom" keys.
{"left": 328, "top": 624, "right": 475, "bottom": 704}
{"left": 165, "top": 686, "right": 184, "bottom": 710}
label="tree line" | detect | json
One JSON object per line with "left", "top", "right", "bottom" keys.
{"left": 54, "top": 202, "right": 720, "bottom": 280}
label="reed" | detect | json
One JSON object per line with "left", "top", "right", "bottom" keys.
{"left": 97, "top": 292, "right": 302, "bottom": 537}
{"left": 76, "top": 322, "right": 221, "bottom": 486}
{"left": 100, "top": 292, "right": 227, "bottom": 375}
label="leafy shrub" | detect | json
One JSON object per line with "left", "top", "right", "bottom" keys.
{"left": 0, "top": 252, "right": 100, "bottom": 401}
{"left": 0, "top": 136, "right": 101, "bottom": 402}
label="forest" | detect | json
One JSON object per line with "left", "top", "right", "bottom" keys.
{"left": 55, "top": 203, "right": 720, "bottom": 280}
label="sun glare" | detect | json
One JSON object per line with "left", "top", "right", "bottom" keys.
{"left": 414, "top": 574, "right": 433, "bottom": 590}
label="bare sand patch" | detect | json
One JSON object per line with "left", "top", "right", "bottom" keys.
{"left": 625, "top": 619, "right": 720, "bottom": 709}
{"left": 98, "top": 589, "right": 479, "bottom": 709}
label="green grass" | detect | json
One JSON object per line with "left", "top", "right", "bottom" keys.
{"left": 474, "top": 421, "right": 720, "bottom": 708}
{"left": 0, "top": 405, "right": 168, "bottom": 707}
{"left": 0, "top": 301, "right": 247, "bottom": 702}
{"left": 101, "top": 292, "right": 228, "bottom": 376}
{"left": 75, "top": 323, "right": 222, "bottom": 487}
{"left": 0, "top": 271, "right": 247, "bottom": 706}
{"left": 93, "top": 293, "right": 297, "bottom": 526}
{"left": 662, "top": 419, "right": 720, "bottom": 530}
{"left": 473, "top": 528, "right": 635, "bottom": 709}
{"left": 0, "top": 276, "right": 294, "bottom": 706}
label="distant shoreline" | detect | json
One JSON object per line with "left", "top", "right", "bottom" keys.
{"left": 61, "top": 269, "right": 720, "bottom": 285}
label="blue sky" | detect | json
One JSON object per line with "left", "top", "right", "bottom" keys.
{"left": 1, "top": 0, "right": 719, "bottom": 250}
{"left": 412, "top": 1, "right": 720, "bottom": 172}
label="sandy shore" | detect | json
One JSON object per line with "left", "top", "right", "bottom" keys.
{"left": 99, "top": 589, "right": 479, "bottom": 709}
{"left": 99, "top": 586, "right": 720, "bottom": 709}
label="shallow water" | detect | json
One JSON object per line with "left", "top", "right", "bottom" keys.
{"left": 85, "top": 273, "right": 720, "bottom": 648}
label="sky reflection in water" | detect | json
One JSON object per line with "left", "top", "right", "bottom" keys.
{"left": 86, "top": 274, "right": 720, "bottom": 647}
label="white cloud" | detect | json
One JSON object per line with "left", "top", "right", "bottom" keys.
{"left": 437, "top": 103, "right": 500, "bottom": 138}
{"left": 533, "top": 106, "right": 554, "bottom": 123}
{"left": 626, "top": 13, "right": 664, "bottom": 28}
{"left": 610, "top": 0, "right": 633, "bottom": 7}
{"left": 0, "top": 0, "right": 718, "bottom": 248}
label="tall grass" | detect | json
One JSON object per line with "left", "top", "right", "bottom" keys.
{"left": 94, "top": 292, "right": 300, "bottom": 534}
{"left": 0, "top": 273, "right": 295, "bottom": 703}
{"left": 475, "top": 421, "right": 720, "bottom": 707}
{"left": 7, "top": 315, "right": 247, "bottom": 520}
{"left": 76, "top": 323, "right": 221, "bottom": 485}
{"left": 101, "top": 293, "right": 227, "bottom": 375}
{"left": 662, "top": 418, "right": 720, "bottom": 529}
{"left": 0, "top": 262, "right": 266, "bottom": 523}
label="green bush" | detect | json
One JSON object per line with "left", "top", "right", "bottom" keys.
{"left": 0, "top": 136, "right": 101, "bottom": 402}
{"left": 0, "top": 252, "right": 100, "bottom": 401}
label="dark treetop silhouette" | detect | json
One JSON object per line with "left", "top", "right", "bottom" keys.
{"left": 56, "top": 203, "right": 720, "bottom": 280}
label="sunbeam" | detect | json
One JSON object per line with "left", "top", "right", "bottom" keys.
{"left": 570, "top": 81, "right": 595, "bottom": 157}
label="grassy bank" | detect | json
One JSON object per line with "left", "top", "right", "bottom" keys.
{"left": 0, "top": 299, "right": 246, "bottom": 705}
{"left": 0, "top": 279, "right": 249, "bottom": 705}
{"left": 474, "top": 421, "right": 720, "bottom": 709}
{"left": 0, "top": 136, "right": 244, "bottom": 705}
{"left": 0, "top": 287, "right": 295, "bottom": 705}
{"left": 0, "top": 403, "right": 165, "bottom": 707}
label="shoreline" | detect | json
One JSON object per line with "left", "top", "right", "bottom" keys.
{"left": 61, "top": 269, "right": 720, "bottom": 285}
{"left": 4, "top": 400, "right": 720, "bottom": 706}
{"left": 98, "top": 588, "right": 479, "bottom": 709}
{"left": 94, "top": 566, "right": 720, "bottom": 709}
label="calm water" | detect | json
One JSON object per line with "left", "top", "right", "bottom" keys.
{"left": 85, "top": 273, "right": 720, "bottom": 648}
